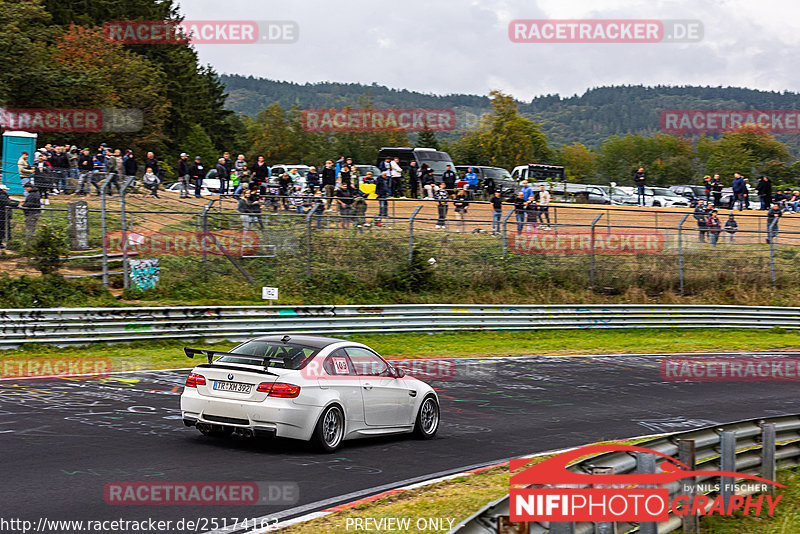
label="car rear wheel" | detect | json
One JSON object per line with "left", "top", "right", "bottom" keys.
{"left": 311, "top": 405, "right": 344, "bottom": 452}
{"left": 413, "top": 396, "right": 439, "bottom": 439}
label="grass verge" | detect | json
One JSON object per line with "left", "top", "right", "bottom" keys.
{"left": 1, "top": 328, "right": 799, "bottom": 375}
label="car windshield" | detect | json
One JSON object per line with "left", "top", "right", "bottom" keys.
{"left": 482, "top": 168, "right": 512, "bottom": 180}
{"left": 355, "top": 165, "right": 381, "bottom": 176}
{"left": 218, "top": 341, "right": 320, "bottom": 369}
{"left": 652, "top": 188, "right": 679, "bottom": 197}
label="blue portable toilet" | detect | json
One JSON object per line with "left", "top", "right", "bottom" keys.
{"left": 2, "top": 131, "right": 38, "bottom": 195}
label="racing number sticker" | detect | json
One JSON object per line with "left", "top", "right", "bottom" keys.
{"left": 331, "top": 357, "right": 349, "bottom": 375}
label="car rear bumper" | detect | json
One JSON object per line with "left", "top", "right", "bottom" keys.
{"left": 181, "top": 390, "right": 316, "bottom": 441}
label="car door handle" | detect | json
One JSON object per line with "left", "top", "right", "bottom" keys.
{"left": 408, "top": 390, "right": 417, "bottom": 397}
{"left": 362, "top": 384, "right": 373, "bottom": 390}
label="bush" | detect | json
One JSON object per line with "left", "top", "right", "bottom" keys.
{"left": 24, "top": 225, "right": 69, "bottom": 276}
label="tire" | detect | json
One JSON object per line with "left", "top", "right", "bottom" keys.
{"left": 413, "top": 396, "right": 440, "bottom": 439}
{"left": 653, "top": 201, "right": 661, "bottom": 207}
{"left": 311, "top": 404, "right": 345, "bottom": 453}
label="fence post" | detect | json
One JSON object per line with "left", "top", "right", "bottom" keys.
{"left": 408, "top": 205, "right": 422, "bottom": 264}
{"left": 549, "top": 521, "right": 576, "bottom": 533}
{"left": 768, "top": 219, "right": 776, "bottom": 284}
{"left": 761, "top": 423, "right": 776, "bottom": 496}
{"left": 100, "top": 176, "right": 111, "bottom": 288}
{"left": 305, "top": 207, "right": 315, "bottom": 278}
{"left": 636, "top": 452, "right": 658, "bottom": 534}
{"left": 591, "top": 466, "right": 617, "bottom": 534}
{"left": 677, "top": 214, "right": 689, "bottom": 297}
{"left": 720, "top": 431, "right": 736, "bottom": 510}
{"left": 590, "top": 213, "right": 603, "bottom": 291}
{"left": 501, "top": 208, "right": 514, "bottom": 258}
{"left": 118, "top": 176, "right": 135, "bottom": 290}
{"left": 678, "top": 439, "right": 699, "bottom": 533}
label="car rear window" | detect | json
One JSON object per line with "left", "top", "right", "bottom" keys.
{"left": 221, "top": 342, "right": 319, "bottom": 369}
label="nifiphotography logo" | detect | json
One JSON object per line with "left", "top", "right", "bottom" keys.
{"left": 510, "top": 444, "right": 783, "bottom": 522}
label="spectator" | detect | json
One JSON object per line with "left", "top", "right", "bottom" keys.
{"left": 706, "top": 209, "right": 721, "bottom": 247}
{"left": 786, "top": 191, "right": 800, "bottom": 213}
{"left": 724, "top": 212, "right": 738, "bottom": 245}
{"left": 434, "top": 182, "right": 449, "bottom": 229}
{"left": 702, "top": 175, "right": 712, "bottom": 202}
{"left": 353, "top": 194, "right": 368, "bottom": 229}
{"left": 731, "top": 173, "right": 746, "bottom": 211}
{"left": 464, "top": 167, "right": 479, "bottom": 200}
{"left": 190, "top": 156, "right": 205, "bottom": 198}
{"left": 767, "top": 202, "right": 781, "bottom": 244}
{"left": 390, "top": 157, "right": 403, "bottom": 197}
{"left": 379, "top": 156, "right": 391, "bottom": 173}
{"left": 0, "top": 183, "right": 14, "bottom": 248}
{"left": 376, "top": 171, "right": 391, "bottom": 218}
{"left": 755, "top": 176, "right": 772, "bottom": 211}
{"left": 421, "top": 164, "right": 436, "bottom": 198}
{"left": 50, "top": 146, "right": 69, "bottom": 194}
{"left": 339, "top": 164, "right": 351, "bottom": 187}
{"left": 525, "top": 193, "right": 538, "bottom": 233}
{"left": 222, "top": 152, "right": 233, "bottom": 176}
{"left": 306, "top": 166, "right": 320, "bottom": 194}
{"left": 143, "top": 167, "right": 160, "bottom": 198}
{"left": 441, "top": 164, "right": 457, "bottom": 192}
{"left": 105, "top": 149, "right": 122, "bottom": 195}
{"left": 235, "top": 154, "right": 247, "bottom": 174}
{"left": 520, "top": 180, "right": 535, "bottom": 201}
{"left": 278, "top": 172, "right": 293, "bottom": 210}
{"left": 322, "top": 160, "right": 336, "bottom": 210}
{"left": 490, "top": 190, "right": 503, "bottom": 235}
{"left": 693, "top": 199, "right": 708, "bottom": 242}
{"left": 75, "top": 148, "right": 93, "bottom": 195}
{"left": 144, "top": 152, "right": 159, "bottom": 178}
{"left": 123, "top": 150, "right": 138, "bottom": 179}
{"left": 311, "top": 190, "right": 325, "bottom": 229}
{"left": 452, "top": 188, "right": 469, "bottom": 233}
{"left": 710, "top": 174, "right": 723, "bottom": 208}
{"left": 290, "top": 185, "right": 306, "bottom": 214}
{"left": 633, "top": 167, "right": 646, "bottom": 206}
{"left": 215, "top": 158, "right": 228, "bottom": 195}
{"left": 537, "top": 185, "right": 551, "bottom": 229}
{"left": 335, "top": 156, "right": 345, "bottom": 177}
{"left": 21, "top": 182, "right": 41, "bottom": 240}
{"left": 177, "top": 153, "right": 191, "bottom": 199}
{"left": 17, "top": 151, "right": 33, "bottom": 188}
{"left": 68, "top": 146, "right": 80, "bottom": 184}
{"left": 335, "top": 181, "right": 355, "bottom": 228}
{"left": 514, "top": 192, "right": 527, "bottom": 233}
{"left": 237, "top": 185, "right": 254, "bottom": 231}
{"left": 251, "top": 156, "right": 270, "bottom": 194}
{"left": 33, "top": 154, "right": 53, "bottom": 202}
{"left": 408, "top": 160, "right": 420, "bottom": 199}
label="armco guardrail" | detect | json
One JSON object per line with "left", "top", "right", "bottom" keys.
{"left": 1, "top": 304, "right": 800, "bottom": 348}
{"left": 449, "top": 413, "right": 800, "bottom": 534}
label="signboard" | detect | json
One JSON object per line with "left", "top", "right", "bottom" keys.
{"left": 129, "top": 258, "right": 159, "bottom": 290}
{"left": 262, "top": 286, "right": 279, "bottom": 300}
{"left": 67, "top": 200, "right": 89, "bottom": 250}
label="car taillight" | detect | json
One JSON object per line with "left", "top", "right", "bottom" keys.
{"left": 256, "top": 382, "right": 301, "bottom": 398}
{"left": 185, "top": 373, "right": 206, "bottom": 387}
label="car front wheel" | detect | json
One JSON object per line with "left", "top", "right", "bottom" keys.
{"left": 413, "top": 396, "right": 439, "bottom": 439}
{"left": 311, "top": 404, "right": 344, "bottom": 452}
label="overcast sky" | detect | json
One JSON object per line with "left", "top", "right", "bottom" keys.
{"left": 178, "top": 0, "right": 800, "bottom": 101}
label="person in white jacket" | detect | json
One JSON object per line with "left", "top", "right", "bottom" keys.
{"left": 390, "top": 157, "right": 404, "bottom": 197}
{"left": 537, "top": 185, "right": 551, "bottom": 229}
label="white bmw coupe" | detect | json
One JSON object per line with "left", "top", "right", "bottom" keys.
{"left": 180, "top": 335, "right": 440, "bottom": 452}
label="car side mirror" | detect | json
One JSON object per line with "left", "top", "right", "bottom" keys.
{"left": 391, "top": 365, "right": 405, "bottom": 378}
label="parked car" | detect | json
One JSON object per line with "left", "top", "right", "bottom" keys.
{"left": 269, "top": 165, "right": 310, "bottom": 187}
{"left": 510, "top": 164, "right": 566, "bottom": 183}
{"left": 164, "top": 181, "right": 213, "bottom": 196}
{"left": 621, "top": 187, "right": 690, "bottom": 207}
{"left": 376, "top": 147, "right": 455, "bottom": 181}
{"left": 181, "top": 335, "right": 440, "bottom": 452}
{"left": 352, "top": 164, "right": 382, "bottom": 181}
{"left": 455, "top": 166, "right": 516, "bottom": 198}
{"left": 669, "top": 185, "right": 707, "bottom": 206}
{"left": 532, "top": 182, "right": 627, "bottom": 204}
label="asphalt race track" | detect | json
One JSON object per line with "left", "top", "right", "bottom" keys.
{"left": 1, "top": 352, "right": 797, "bottom": 533}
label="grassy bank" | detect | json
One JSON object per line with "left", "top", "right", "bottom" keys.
{"left": 2, "top": 328, "right": 800, "bottom": 374}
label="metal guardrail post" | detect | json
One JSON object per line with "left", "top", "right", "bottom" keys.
{"left": 408, "top": 205, "right": 423, "bottom": 264}
{"left": 118, "top": 176, "right": 135, "bottom": 290}
{"left": 677, "top": 214, "right": 689, "bottom": 297}
{"left": 761, "top": 423, "right": 776, "bottom": 496}
{"left": 720, "top": 431, "right": 736, "bottom": 510}
{"left": 768, "top": 219, "right": 777, "bottom": 284}
{"left": 305, "top": 207, "right": 315, "bottom": 278}
{"left": 501, "top": 208, "right": 514, "bottom": 258}
{"left": 678, "top": 439, "right": 699, "bottom": 533}
{"left": 636, "top": 453, "right": 657, "bottom": 534}
{"left": 591, "top": 466, "right": 616, "bottom": 534}
{"left": 590, "top": 213, "right": 603, "bottom": 291}
{"left": 549, "top": 521, "right": 576, "bottom": 533}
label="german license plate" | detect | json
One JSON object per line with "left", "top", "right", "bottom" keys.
{"left": 213, "top": 381, "right": 252, "bottom": 394}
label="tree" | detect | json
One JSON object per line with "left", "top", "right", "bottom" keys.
{"left": 417, "top": 127, "right": 440, "bottom": 150}
{"left": 699, "top": 125, "right": 793, "bottom": 182}
{"left": 557, "top": 143, "right": 596, "bottom": 183}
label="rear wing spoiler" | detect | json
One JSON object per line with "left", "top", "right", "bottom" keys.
{"left": 183, "top": 347, "right": 278, "bottom": 375}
